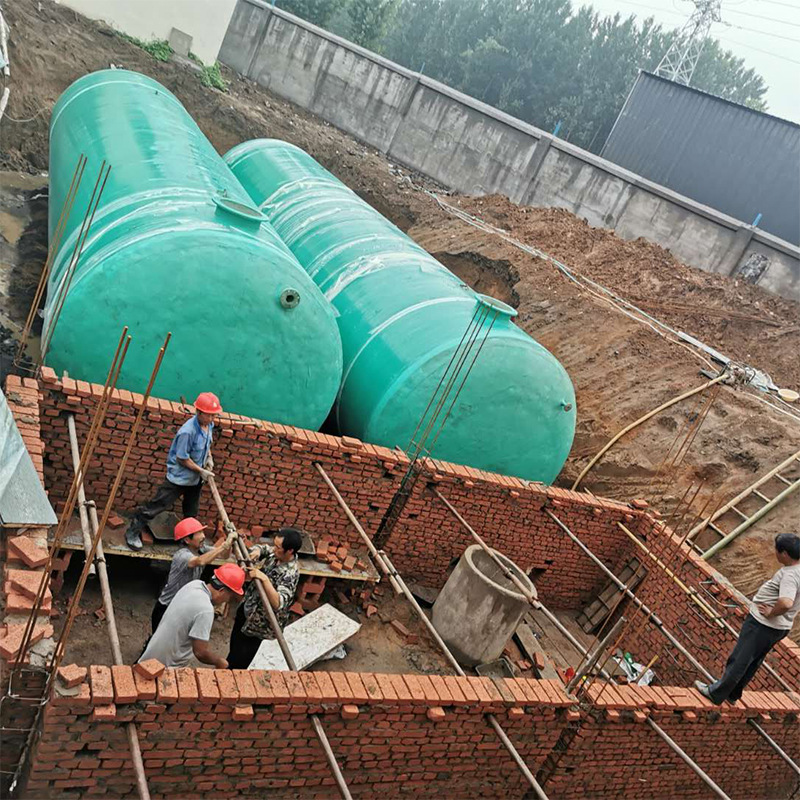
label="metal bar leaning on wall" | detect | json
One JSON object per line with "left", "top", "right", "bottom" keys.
{"left": 204, "top": 476, "right": 354, "bottom": 800}
{"left": 543, "top": 509, "right": 800, "bottom": 778}
{"left": 312, "top": 463, "right": 551, "bottom": 800}
{"left": 65, "top": 413, "right": 151, "bottom": 800}
{"left": 433, "top": 490, "right": 741, "bottom": 799}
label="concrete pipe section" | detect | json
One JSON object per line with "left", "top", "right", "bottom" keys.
{"left": 432, "top": 544, "right": 536, "bottom": 667}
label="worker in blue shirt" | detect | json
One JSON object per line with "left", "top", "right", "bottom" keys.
{"left": 125, "top": 392, "right": 222, "bottom": 551}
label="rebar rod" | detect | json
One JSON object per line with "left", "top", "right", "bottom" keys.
{"left": 65, "top": 413, "right": 150, "bottom": 800}
{"left": 543, "top": 508, "right": 800, "bottom": 777}
{"left": 10, "top": 329, "right": 129, "bottom": 684}
{"left": 312, "top": 467, "right": 550, "bottom": 798}
{"left": 566, "top": 617, "right": 627, "bottom": 694}
{"left": 15, "top": 154, "right": 86, "bottom": 368}
{"left": 47, "top": 334, "right": 169, "bottom": 689}
{"left": 205, "top": 477, "right": 353, "bottom": 800}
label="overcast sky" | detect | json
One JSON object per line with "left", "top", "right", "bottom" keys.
{"left": 585, "top": 0, "right": 800, "bottom": 123}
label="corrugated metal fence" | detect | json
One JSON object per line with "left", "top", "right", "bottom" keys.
{"left": 602, "top": 72, "right": 800, "bottom": 245}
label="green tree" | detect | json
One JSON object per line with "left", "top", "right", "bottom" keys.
{"left": 280, "top": 0, "right": 347, "bottom": 28}
{"left": 374, "top": 0, "right": 769, "bottom": 152}
{"left": 348, "top": 0, "right": 400, "bottom": 49}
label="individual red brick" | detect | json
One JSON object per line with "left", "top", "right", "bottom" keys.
{"left": 264, "top": 671, "right": 291, "bottom": 702}
{"left": 106, "top": 515, "right": 125, "bottom": 529}
{"left": 390, "top": 620, "right": 411, "bottom": 639}
{"left": 374, "top": 673, "right": 398, "bottom": 701}
{"left": 299, "top": 672, "right": 323, "bottom": 701}
{"left": 134, "top": 671, "right": 157, "bottom": 701}
{"left": 156, "top": 669, "right": 179, "bottom": 704}
{"left": 329, "top": 561, "right": 343, "bottom": 573}
{"left": 232, "top": 705, "right": 254, "bottom": 721}
{"left": 232, "top": 670, "right": 258, "bottom": 703}
{"left": 340, "top": 704, "right": 359, "bottom": 720}
{"left": 401, "top": 675, "right": 427, "bottom": 703}
{"left": 6, "top": 569, "right": 48, "bottom": 601}
{"left": 508, "top": 707, "right": 526, "bottom": 720}
{"left": 195, "top": 669, "right": 220, "bottom": 702}
{"left": 426, "top": 706, "right": 446, "bottom": 722}
{"left": 111, "top": 666, "right": 137, "bottom": 704}
{"left": 283, "top": 672, "right": 306, "bottom": 701}
{"left": 214, "top": 670, "right": 240, "bottom": 705}
{"left": 343, "top": 672, "right": 370, "bottom": 703}
{"left": 58, "top": 664, "right": 88, "bottom": 689}
{"left": 365, "top": 605, "right": 378, "bottom": 618}
{"left": 289, "top": 602, "right": 305, "bottom": 616}
{"left": 89, "top": 666, "right": 114, "bottom": 706}
{"left": 359, "top": 673, "right": 383, "bottom": 704}
{"left": 91, "top": 705, "right": 117, "bottom": 722}
{"left": 343, "top": 556, "right": 357, "bottom": 571}
{"left": 632, "top": 710, "right": 649, "bottom": 723}
{"left": 134, "top": 659, "right": 165, "bottom": 681}
{"left": 175, "top": 668, "right": 199, "bottom": 702}
{"left": 312, "top": 671, "right": 339, "bottom": 703}
{"left": 442, "top": 676, "right": 469, "bottom": 705}
{"left": 7, "top": 536, "right": 49, "bottom": 568}
{"left": 329, "top": 672, "right": 353, "bottom": 701}
{"left": 426, "top": 675, "right": 453, "bottom": 704}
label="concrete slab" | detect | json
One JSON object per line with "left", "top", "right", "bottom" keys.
{"left": 248, "top": 603, "right": 361, "bottom": 671}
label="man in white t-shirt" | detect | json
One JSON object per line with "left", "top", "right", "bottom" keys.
{"left": 696, "top": 533, "right": 800, "bottom": 704}
{"left": 138, "top": 564, "right": 245, "bottom": 669}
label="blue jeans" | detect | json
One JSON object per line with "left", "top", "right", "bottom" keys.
{"left": 709, "top": 614, "right": 787, "bottom": 703}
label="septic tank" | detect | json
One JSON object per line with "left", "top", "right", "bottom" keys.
{"left": 225, "top": 138, "right": 576, "bottom": 481}
{"left": 45, "top": 71, "right": 342, "bottom": 428}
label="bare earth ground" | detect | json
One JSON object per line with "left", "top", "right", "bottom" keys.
{"left": 2, "top": 0, "right": 799, "bottom": 652}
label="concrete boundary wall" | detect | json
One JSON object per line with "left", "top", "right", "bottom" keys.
{"left": 219, "top": 0, "right": 800, "bottom": 302}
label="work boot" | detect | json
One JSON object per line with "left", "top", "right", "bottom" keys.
{"left": 694, "top": 680, "right": 714, "bottom": 701}
{"left": 125, "top": 525, "right": 143, "bottom": 551}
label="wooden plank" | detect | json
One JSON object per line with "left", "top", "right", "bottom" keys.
{"left": 514, "top": 621, "right": 560, "bottom": 680}
{"left": 49, "top": 522, "right": 380, "bottom": 582}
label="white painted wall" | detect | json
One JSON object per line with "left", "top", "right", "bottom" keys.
{"left": 59, "top": 0, "right": 237, "bottom": 63}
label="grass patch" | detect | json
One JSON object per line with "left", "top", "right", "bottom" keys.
{"left": 117, "top": 32, "right": 173, "bottom": 62}
{"left": 198, "top": 62, "right": 228, "bottom": 92}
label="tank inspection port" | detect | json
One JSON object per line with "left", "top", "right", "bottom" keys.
{"left": 280, "top": 288, "right": 301, "bottom": 309}
{"left": 562, "top": 401, "right": 573, "bottom": 412}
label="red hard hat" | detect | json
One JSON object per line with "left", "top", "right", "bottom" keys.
{"left": 174, "top": 517, "right": 207, "bottom": 541}
{"left": 195, "top": 392, "right": 222, "bottom": 414}
{"left": 213, "top": 563, "right": 245, "bottom": 595}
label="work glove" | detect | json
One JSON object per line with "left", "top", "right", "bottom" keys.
{"left": 206, "top": 453, "right": 215, "bottom": 470}
{"left": 198, "top": 467, "right": 214, "bottom": 483}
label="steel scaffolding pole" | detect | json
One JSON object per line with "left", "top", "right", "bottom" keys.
{"left": 314, "top": 463, "right": 550, "bottom": 800}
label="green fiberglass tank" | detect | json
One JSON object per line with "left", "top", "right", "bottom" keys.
{"left": 225, "top": 140, "right": 576, "bottom": 482}
{"left": 45, "top": 71, "right": 342, "bottom": 428}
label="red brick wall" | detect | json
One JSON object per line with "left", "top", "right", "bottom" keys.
{"left": 33, "top": 368, "right": 639, "bottom": 603}
{"left": 28, "top": 665, "right": 569, "bottom": 799}
{"left": 545, "top": 683, "right": 800, "bottom": 799}
{"left": 623, "top": 514, "right": 800, "bottom": 694}
{"left": 27, "top": 666, "right": 800, "bottom": 799}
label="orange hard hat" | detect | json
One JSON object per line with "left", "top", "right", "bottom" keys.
{"left": 174, "top": 517, "right": 207, "bottom": 541}
{"left": 213, "top": 563, "right": 245, "bottom": 595}
{"left": 195, "top": 392, "right": 222, "bottom": 414}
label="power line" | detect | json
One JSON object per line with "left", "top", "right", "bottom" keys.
{"left": 724, "top": 20, "right": 800, "bottom": 41}
{"left": 725, "top": 7, "right": 800, "bottom": 27}
{"left": 718, "top": 35, "right": 800, "bottom": 63}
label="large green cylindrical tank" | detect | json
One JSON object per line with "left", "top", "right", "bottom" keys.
{"left": 45, "top": 71, "right": 342, "bottom": 428}
{"left": 225, "top": 140, "right": 576, "bottom": 482}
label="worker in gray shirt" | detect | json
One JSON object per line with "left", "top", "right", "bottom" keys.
{"left": 696, "top": 533, "right": 800, "bottom": 704}
{"left": 139, "top": 564, "right": 245, "bottom": 669}
{"left": 150, "top": 517, "right": 235, "bottom": 634}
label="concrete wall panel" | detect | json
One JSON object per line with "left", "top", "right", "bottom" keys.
{"left": 218, "top": 0, "right": 800, "bottom": 302}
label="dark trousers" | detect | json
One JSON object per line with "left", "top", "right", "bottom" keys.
{"left": 709, "top": 614, "right": 787, "bottom": 703}
{"left": 227, "top": 604, "right": 263, "bottom": 670}
{"left": 129, "top": 479, "right": 203, "bottom": 533}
